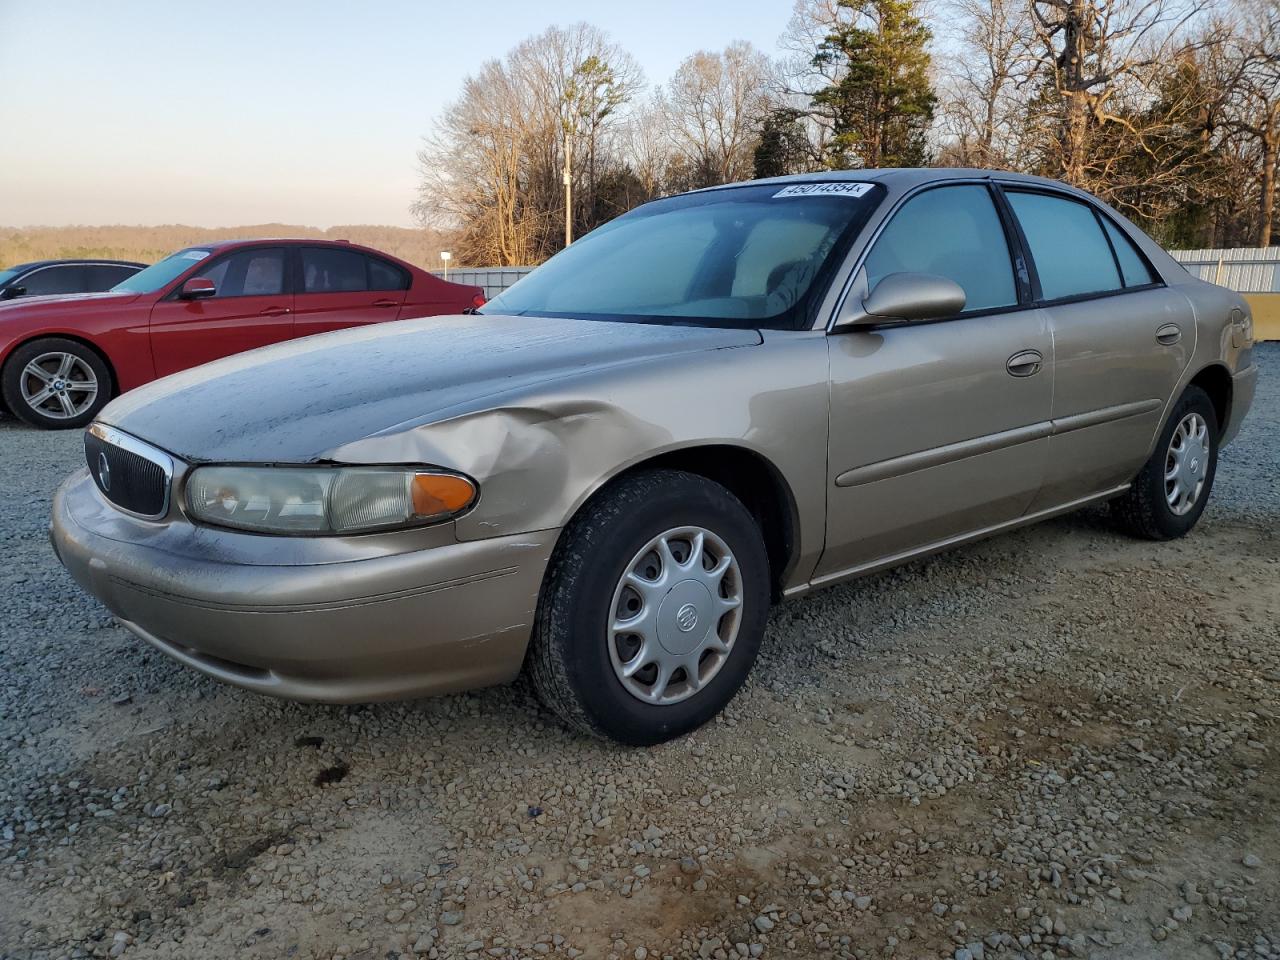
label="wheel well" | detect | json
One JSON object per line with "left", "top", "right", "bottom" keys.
{"left": 1189, "top": 364, "right": 1231, "bottom": 431}
{"left": 2, "top": 333, "right": 118, "bottom": 395}
{"left": 601, "top": 446, "right": 799, "bottom": 601}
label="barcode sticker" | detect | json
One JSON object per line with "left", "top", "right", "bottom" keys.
{"left": 773, "top": 182, "right": 874, "bottom": 199}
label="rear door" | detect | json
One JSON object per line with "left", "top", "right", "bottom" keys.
{"left": 291, "top": 246, "right": 408, "bottom": 337}
{"left": 817, "top": 182, "right": 1054, "bottom": 581}
{"left": 148, "top": 246, "right": 294, "bottom": 377}
{"left": 87, "top": 264, "right": 141, "bottom": 291}
{"left": 1002, "top": 188, "right": 1194, "bottom": 510}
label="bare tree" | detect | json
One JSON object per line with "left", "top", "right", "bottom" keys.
{"left": 415, "top": 24, "right": 641, "bottom": 265}
{"left": 1026, "top": 0, "right": 1211, "bottom": 188}
{"left": 663, "top": 42, "right": 774, "bottom": 187}
{"left": 936, "top": 0, "right": 1034, "bottom": 167}
{"left": 1221, "top": 0, "right": 1280, "bottom": 244}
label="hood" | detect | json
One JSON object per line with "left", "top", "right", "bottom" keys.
{"left": 101, "top": 313, "right": 761, "bottom": 462}
{"left": 0, "top": 290, "right": 141, "bottom": 313}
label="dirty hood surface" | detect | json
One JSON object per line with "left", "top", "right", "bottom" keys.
{"left": 101, "top": 313, "right": 761, "bottom": 462}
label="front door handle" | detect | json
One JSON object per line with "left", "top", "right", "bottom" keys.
{"left": 1006, "top": 349, "right": 1043, "bottom": 378}
{"left": 373, "top": 298, "right": 399, "bottom": 308}
{"left": 1156, "top": 322, "right": 1182, "bottom": 345}
{"left": 258, "top": 306, "right": 291, "bottom": 317}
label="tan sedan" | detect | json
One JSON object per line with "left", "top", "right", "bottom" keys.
{"left": 51, "top": 170, "right": 1257, "bottom": 744}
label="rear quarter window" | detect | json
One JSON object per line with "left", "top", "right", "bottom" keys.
{"left": 1100, "top": 217, "right": 1158, "bottom": 287}
{"left": 368, "top": 256, "right": 409, "bottom": 291}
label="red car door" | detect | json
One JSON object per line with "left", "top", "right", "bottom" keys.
{"left": 148, "top": 247, "right": 294, "bottom": 377}
{"left": 291, "top": 246, "right": 407, "bottom": 338}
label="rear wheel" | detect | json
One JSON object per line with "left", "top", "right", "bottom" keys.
{"left": 1, "top": 337, "right": 112, "bottom": 429}
{"left": 528, "top": 469, "right": 770, "bottom": 745}
{"left": 1111, "top": 385, "right": 1219, "bottom": 540}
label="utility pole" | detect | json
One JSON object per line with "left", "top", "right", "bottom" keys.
{"left": 563, "top": 135, "right": 573, "bottom": 248}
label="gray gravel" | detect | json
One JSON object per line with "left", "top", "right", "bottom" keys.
{"left": 2, "top": 345, "right": 1278, "bottom": 960}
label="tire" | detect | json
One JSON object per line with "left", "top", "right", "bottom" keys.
{"left": 528, "top": 469, "right": 771, "bottom": 745}
{"left": 1111, "top": 385, "right": 1219, "bottom": 540}
{"left": 1, "top": 337, "right": 113, "bottom": 430}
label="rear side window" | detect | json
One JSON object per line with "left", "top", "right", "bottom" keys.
{"left": 368, "top": 256, "right": 409, "bottom": 291}
{"left": 21, "top": 265, "right": 89, "bottom": 295}
{"left": 1007, "top": 192, "right": 1121, "bottom": 300}
{"left": 864, "top": 184, "right": 1017, "bottom": 312}
{"left": 195, "top": 248, "right": 287, "bottom": 298}
{"left": 87, "top": 265, "right": 140, "bottom": 290}
{"left": 1100, "top": 217, "right": 1157, "bottom": 287}
{"left": 301, "top": 248, "right": 368, "bottom": 293}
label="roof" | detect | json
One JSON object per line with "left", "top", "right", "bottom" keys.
{"left": 700, "top": 167, "right": 1082, "bottom": 194}
{"left": 193, "top": 237, "right": 360, "bottom": 251}
{"left": 3, "top": 258, "right": 147, "bottom": 271}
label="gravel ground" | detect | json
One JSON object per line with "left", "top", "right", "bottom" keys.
{"left": 2, "top": 345, "right": 1278, "bottom": 960}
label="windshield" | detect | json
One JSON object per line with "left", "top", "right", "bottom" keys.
{"left": 0, "top": 268, "right": 22, "bottom": 286}
{"left": 111, "top": 247, "right": 213, "bottom": 294}
{"left": 481, "top": 181, "right": 884, "bottom": 330}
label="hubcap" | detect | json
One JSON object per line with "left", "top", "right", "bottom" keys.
{"left": 1165, "top": 411, "right": 1210, "bottom": 516}
{"left": 608, "top": 526, "right": 743, "bottom": 706}
{"left": 19, "top": 352, "right": 98, "bottom": 420}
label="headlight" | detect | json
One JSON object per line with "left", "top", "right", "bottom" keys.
{"left": 184, "top": 465, "right": 477, "bottom": 535}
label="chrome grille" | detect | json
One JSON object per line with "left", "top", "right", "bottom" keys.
{"left": 84, "top": 424, "right": 173, "bottom": 519}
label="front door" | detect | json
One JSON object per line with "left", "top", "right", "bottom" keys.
{"left": 148, "top": 246, "right": 294, "bottom": 377}
{"left": 816, "top": 183, "right": 1054, "bottom": 582}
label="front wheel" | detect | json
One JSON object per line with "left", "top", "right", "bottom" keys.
{"left": 528, "top": 469, "right": 771, "bottom": 745}
{"left": 1, "top": 337, "right": 113, "bottom": 429}
{"left": 1111, "top": 385, "right": 1219, "bottom": 540}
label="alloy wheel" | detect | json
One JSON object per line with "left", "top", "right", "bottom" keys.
{"left": 19, "top": 352, "right": 99, "bottom": 421}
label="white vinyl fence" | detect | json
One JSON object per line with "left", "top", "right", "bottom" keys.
{"left": 431, "top": 267, "right": 535, "bottom": 300}
{"left": 1169, "top": 248, "right": 1280, "bottom": 293}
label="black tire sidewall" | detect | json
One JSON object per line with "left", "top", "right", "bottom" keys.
{"left": 546, "top": 472, "right": 770, "bottom": 745}
{"left": 1, "top": 338, "right": 112, "bottom": 429}
{"left": 1143, "top": 386, "right": 1219, "bottom": 538}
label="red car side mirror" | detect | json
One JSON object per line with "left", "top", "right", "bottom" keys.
{"left": 179, "top": 277, "right": 216, "bottom": 300}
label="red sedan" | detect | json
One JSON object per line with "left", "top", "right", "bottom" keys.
{"left": 0, "top": 239, "right": 485, "bottom": 429}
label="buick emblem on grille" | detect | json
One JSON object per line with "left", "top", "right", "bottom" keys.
{"left": 97, "top": 451, "right": 111, "bottom": 492}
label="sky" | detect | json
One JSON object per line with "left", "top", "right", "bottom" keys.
{"left": 0, "top": 0, "right": 793, "bottom": 229}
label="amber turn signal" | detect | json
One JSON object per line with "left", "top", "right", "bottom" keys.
{"left": 411, "top": 473, "right": 476, "bottom": 518}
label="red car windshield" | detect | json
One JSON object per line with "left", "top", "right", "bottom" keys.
{"left": 112, "top": 247, "right": 213, "bottom": 294}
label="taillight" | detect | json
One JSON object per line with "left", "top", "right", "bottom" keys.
{"left": 471, "top": 292, "right": 487, "bottom": 309}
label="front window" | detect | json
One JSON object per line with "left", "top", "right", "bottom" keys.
{"left": 864, "top": 184, "right": 1018, "bottom": 312}
{"left": 111, "top": 248, "right": 213, "bottom": 294}
{"left": 482, "top": 182, "right": 885, "bottom": 330}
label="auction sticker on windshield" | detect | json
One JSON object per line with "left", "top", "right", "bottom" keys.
{"left": 773, "top": 182, "right": 874, "bottom": 199}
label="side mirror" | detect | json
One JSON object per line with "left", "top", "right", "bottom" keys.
{"left": 833, "top": 271, "right": 966, "bottom": 330}
{"left": 2, "top": 285, "right": 26, "bottom": 300}
{"left": 179, "top": 277, "right": 216, "bottom": 300}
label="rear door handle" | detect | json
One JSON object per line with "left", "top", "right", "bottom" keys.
{"left": 258, "top": 306, "right": 290, "bottom": 317}
{"left": 1006, "top": 349, "right": 1043, "bottom": 378}
{"left": 1156, "top": 323, "right": 1182, "bottom": 345}
{"left": 373, "top": 298, "right": 398, "bottom": 308}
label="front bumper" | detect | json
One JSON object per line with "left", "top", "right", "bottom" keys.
{"left": 51, "top": 470, "right": 557, "bottom": 702}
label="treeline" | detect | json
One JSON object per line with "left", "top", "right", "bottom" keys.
{"left": 0, "top": 224, "right": 454, "bottom": 271}
{"left": 416, "top": 0, "right": 1280, "bottom": 266}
